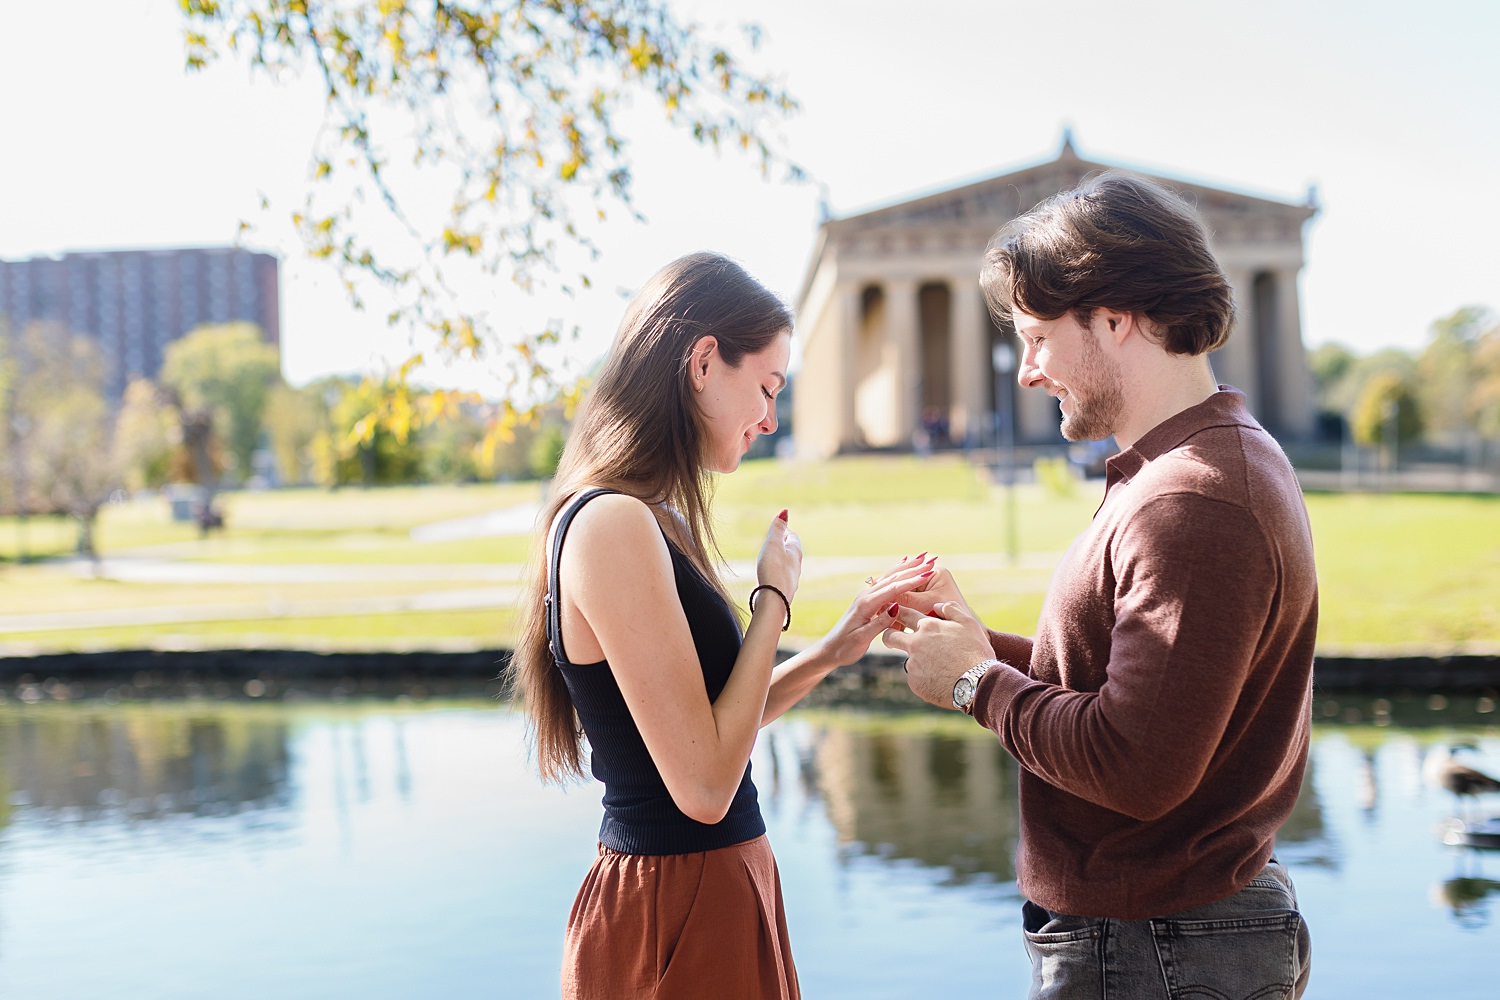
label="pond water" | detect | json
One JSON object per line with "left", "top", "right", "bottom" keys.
{"left": 0, "top": 693, "right": 1496, "bottom": 999}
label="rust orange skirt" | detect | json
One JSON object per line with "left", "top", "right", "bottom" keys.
{"left": 561, "top": 834, "right": 800, "bottom": 1000}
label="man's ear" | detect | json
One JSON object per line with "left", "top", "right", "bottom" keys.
{"left": 1097, "top": 309, "right": 1135, "bottom": 348}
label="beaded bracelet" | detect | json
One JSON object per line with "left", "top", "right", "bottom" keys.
{"left": 748, "top": 584, "right": 792, "bottom": 632}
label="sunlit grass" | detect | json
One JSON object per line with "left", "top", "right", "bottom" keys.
{"left": 0, "top": 457, "right": 1496, "bottom": 655}
{"left": 0, "top": 608, "right": 519, "bottom": 654}
{"left": 179, "top": 533, "right": 535, "bottom": 566}
{"left": 0, "top": 573, "right": 454, "bottom": 617}
{"left": 1303, "top": 492, "right": 1500, "bottom": 651}
{"left": 0, "top": 482, "right": 548, "bottom": 562}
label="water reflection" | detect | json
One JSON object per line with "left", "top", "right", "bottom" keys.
{"left": 1434, "top": 873, "right": 1500, "bottom": 929}
{"left": 0, "top": 705, "right": 292, "bottom": 824}
{"left": 769, "top": 714, "right": 1329, "bottom": 886}
{"left": 811, "top": 724, "right": 1019, "bottom": 882}
{"left": 0, "top": 693, "right": 1492, "bottom": 999}
{"left": 0, "top": 700, "right": 529, "bottom": 1000}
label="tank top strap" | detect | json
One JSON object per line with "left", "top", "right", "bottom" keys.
{"left": 546, "top": 487, "right": 620, "bottom": 667}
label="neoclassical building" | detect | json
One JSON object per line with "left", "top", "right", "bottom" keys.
{"left": 792, "top": 137, "right": 1318, "bottom": 457}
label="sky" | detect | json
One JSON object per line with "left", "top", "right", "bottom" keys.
{"left": 1, "top": 0, "right": 1497, "bottom": 394}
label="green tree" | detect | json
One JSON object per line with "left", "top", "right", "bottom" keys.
{"left": 478, "top": 417, "right": 538, "bottom": 480}
{"left": 113, "top": 378, "right": 180, "bottom": 492}
{"left": 0, "top": 317, "right": 14, "bottom": 515}
{"left": 264, "top": 382, "right": 331, "bottom": 486}
{"left": 160, "top": 323, "right": 284, "bottom": 483}
{"left": 5, "top": 323, "right": 120, "bottom": 558}
{"left": 1351, "top": 372, "right": 1423, "bottom": 451}
{"left": 181, "top": 1, "right": 800, "bottom": 405}
{"left": 1474, "top": 327, "right": 1500, "bottom": 441}
{"left": 528, "top": 424, "right": 566, "bottom": 480}
{"left": 420, "top": 400, "right": 491, "bottom": 483}
{"left": 1307, "top": 342, "right": 1356, "bottom": 412}
{"left": 1417, "top": 306, "right": 1497, "bottom": 446}
{"left": 1327, "top": 347, "right": 1418, "bottom": 420}
{"left": 329, "top": 379, "right": 425, "bottom": 486}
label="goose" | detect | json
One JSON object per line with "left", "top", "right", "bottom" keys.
{"left": 1424, "top": 743, "right": 1500, "bottom": 820}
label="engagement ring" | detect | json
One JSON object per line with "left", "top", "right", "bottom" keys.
{"left": 864, "top": 576, "right": 876, "bottom": 585}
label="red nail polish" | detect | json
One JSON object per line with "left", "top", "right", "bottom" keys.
{"left": 887, "top": 603, "right": 899, "bottom": 616}
{"left": 920, "top": 570, "right": 934, "bottom": 579}
{"left": 915, "top": 551, "right": 927, "bottom": 562}
{"left": 777, "top": 509, "right": 788, "bottom": 521}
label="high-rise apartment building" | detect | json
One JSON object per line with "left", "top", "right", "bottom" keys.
{"left": 0, "top": 246, "right": 280, "bottom": 400}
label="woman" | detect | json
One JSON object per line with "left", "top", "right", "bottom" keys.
{"left": 513, "top": 252, "right": 930, "bottom": 1000}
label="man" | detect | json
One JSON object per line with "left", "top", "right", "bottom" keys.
{"left": 884, "top": 171, "right": 1315, "bottom": 999}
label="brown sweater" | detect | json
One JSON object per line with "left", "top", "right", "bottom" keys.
{"left": 973, "top": 388, "right": 1316, "bottom": 919}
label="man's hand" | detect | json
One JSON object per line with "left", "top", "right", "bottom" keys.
{"left": 881, "top": 602, "right": 995, "bottom": 710}
{"left": 899, "top": 564, "right": 969, "bottom": 616}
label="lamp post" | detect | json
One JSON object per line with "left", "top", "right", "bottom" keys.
{"left": 1381, "top": 396, "right": 1398, "bottom": 490}
{"left": 10, "top": 411, "right": 29, "bottom": 564}
{"left": 991, "top": 341, "right": 1018, "bottom": 565}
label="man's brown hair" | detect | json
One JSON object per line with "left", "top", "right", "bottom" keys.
{"left": 981, "top": 170, "right": 1234, "bottom": 356}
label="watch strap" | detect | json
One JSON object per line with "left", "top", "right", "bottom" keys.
{"left": 955, "top": 658, "right": 1001, "bottom": 714}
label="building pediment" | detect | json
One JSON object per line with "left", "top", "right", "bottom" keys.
{"left": 825, "top": 147, "right": 1317, "bottom": 246}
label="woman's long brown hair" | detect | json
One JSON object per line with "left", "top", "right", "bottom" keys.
{"left": 510, "top": 252, "right": 793, "bottom": 783}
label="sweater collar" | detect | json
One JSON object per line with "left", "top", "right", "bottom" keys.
{"left": 1104, "top": 386, "right": 1260, "bottom": 489}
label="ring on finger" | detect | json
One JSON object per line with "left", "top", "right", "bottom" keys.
{"left": 864, "top": 576, "right": 876, "bottom": 586}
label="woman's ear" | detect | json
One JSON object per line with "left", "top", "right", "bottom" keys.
{"left": 688, "top": 335, "right": 718, "bottom": 391}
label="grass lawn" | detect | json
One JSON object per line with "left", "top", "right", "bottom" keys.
{"left": 0, "top": 481, "right": 548, "bottom": 562}
{"left": 1303, "top": 491, "right": 1500, "bottom": 652}
{"left": 0, "top": 457, "right": 1495, "bottom": 655}
{"left": 0, "top": 609, "right": 520, "bottom": 654}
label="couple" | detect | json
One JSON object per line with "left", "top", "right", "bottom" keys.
{"left": 513, "top": 172, "right": 1316, "bottom": 1000}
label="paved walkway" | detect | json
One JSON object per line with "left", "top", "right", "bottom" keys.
{"left": 2, "top": 546, "right": 1061, "bottom": 636}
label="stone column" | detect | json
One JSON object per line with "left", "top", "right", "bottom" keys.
{"left": 1218, "top": 267, "right": 1257, "bottom": 405}
{"left": 885, "top": 278, "right": 921, "bottom": 447}
{"left": 949, "top": 280, "right": 987, "bottom": 444}
{"left": 838, "top": 282, "right": 862, "bottom": 452}
{"left": 1276, "top": 268, "right": 1314, "bottom": 437}
{"left": 1016, "top": 365, "right": 1058, "bottom": 444}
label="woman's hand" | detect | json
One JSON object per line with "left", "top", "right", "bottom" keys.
{"left": 899, "top": 564, "right": 970, "bottom": 616}
{"left": 758, "top": 553, "right": 940, "bottom": 726}
{"left": 756, "top": 509, "right": 803, "bottom": 601}
{"left": 811, "top": 554, "right": 938, "bottom": 669}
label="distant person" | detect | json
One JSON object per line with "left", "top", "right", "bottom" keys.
{"left": 512, "top": 252, "right": 928, "bottom": 1000}
{"left": 917, "top": 405, "right": 951, "bottom": 453}
{"left": 884, "top": 172, "right": 1316, "bottom": 999}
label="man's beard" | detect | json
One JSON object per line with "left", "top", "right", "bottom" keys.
{"left": 1059, "top": 326, "right": 1125, "bottom": 442}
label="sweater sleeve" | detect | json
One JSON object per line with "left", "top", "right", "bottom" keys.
{"left": 972, "top": 492, "right": 1277, "bottom": 820}
{"left": 988, "top": 630, "right": 1034, "bottom": 674}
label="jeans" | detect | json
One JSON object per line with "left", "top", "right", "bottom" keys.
{"left": 1021, "top": 858, "right": 1311, "bottom": 999}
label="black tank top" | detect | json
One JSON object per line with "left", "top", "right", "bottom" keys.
{"left": 548, "top": 488, "right": 765, "bottom": 855}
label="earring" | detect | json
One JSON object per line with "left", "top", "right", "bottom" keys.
{"left": 694, "top": 379, "right": 704, "bottom": 393}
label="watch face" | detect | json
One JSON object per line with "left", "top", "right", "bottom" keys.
{"left": 954, "top": 676, "right": 975, "bottom": 706}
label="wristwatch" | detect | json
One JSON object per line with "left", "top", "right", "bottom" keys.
{"left": 953, "top": 659, "right": 1001, "bottom": 715}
